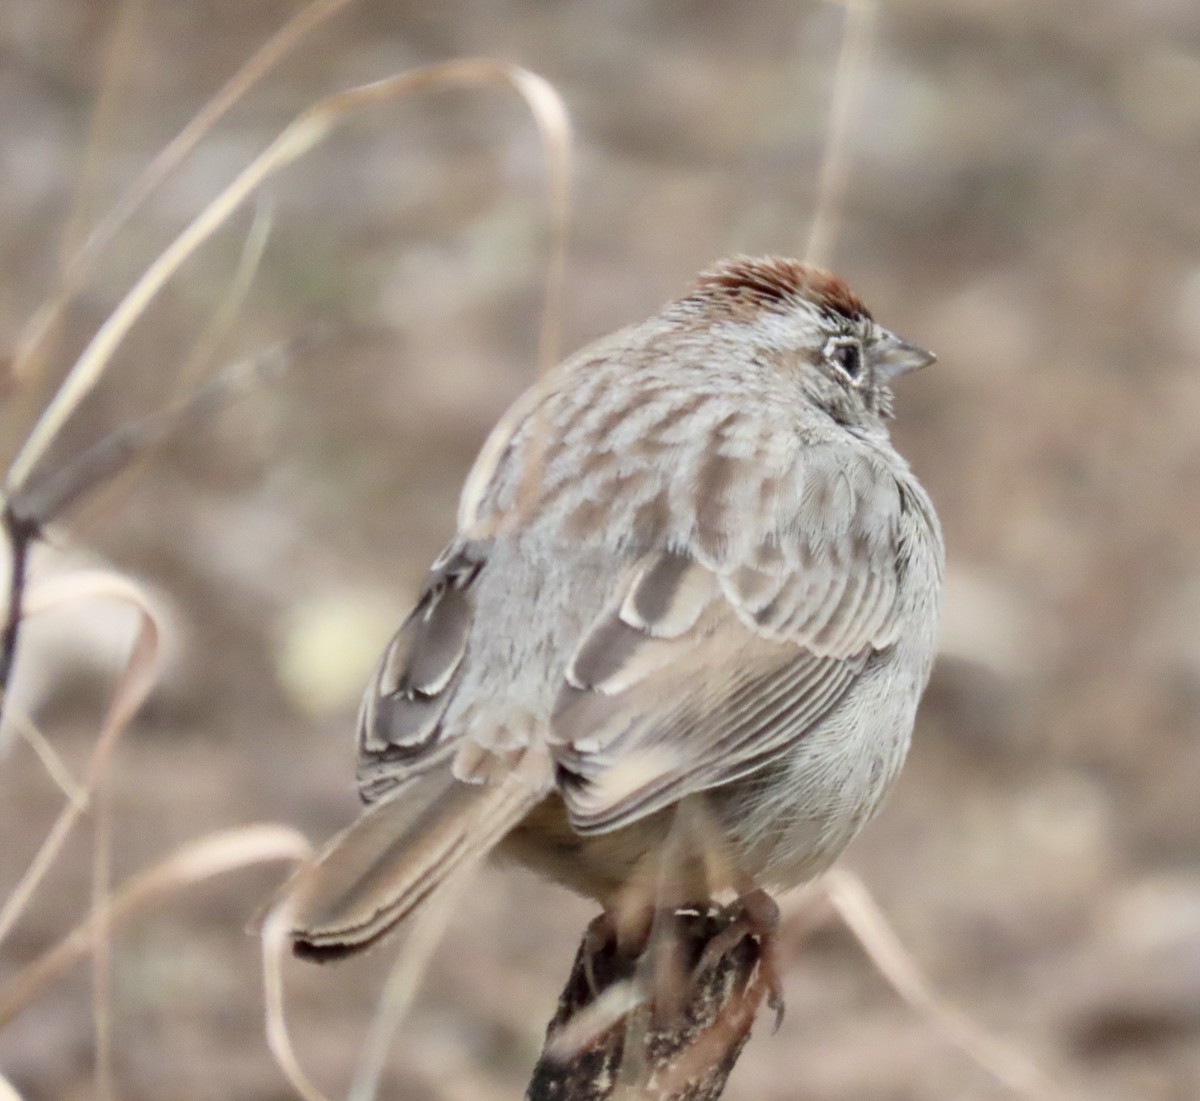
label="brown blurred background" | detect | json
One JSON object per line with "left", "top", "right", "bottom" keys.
{"left": 1, "top": 1, "right": 1199, "bottom": 1098}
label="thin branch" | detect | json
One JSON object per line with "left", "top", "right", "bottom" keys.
{"left": 526, "top": 903, "right": 769, "bottom": 1101}
{"left": 0, "top": 505, "right": 38, "bottom": 723}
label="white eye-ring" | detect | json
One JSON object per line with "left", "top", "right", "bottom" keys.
{"left": 823, "top": 336, "right": 864, "bottom": 384}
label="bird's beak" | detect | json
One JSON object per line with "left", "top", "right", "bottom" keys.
{"left": 874, "top": 330, "right": 936, "bottom": 380}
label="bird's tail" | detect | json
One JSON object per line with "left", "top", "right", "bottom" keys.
{"left": 287, "top": 767, "right": 546, "bottom": 960}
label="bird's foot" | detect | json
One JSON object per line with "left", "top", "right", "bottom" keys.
{"left": 694, "top": 888, "right": 785, "bottom": 1029}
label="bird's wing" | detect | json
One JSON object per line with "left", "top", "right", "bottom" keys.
{"left": 291, "top": 538, "right": 559, "bottom": 958}
{"left": 548, "top": 445, "right": 908, "bottom": 834}
{"left": 355, "top": 543, "right": 488, "bottom": 801}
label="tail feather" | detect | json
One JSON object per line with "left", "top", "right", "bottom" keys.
{"left": 288, "top": 770, "right": 545, "bottom": 960}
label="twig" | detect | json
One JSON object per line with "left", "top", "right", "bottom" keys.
{"left": 822, "top": 870, "right": 1074, "bottom": 1100}
{"left": 526, "top": 903, "right": 768, "bottom": 1101}
{"left": 0, "top": 571, "right": 161, "bottom": 950}
{"left": 0, "top": 504, "right": 38, "bottom": 721}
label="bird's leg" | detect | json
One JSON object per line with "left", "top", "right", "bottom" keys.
{"left": 579, "top": 909, "right": 623, "bottom": 998}
{"left": 695, "top": 887, "right": 785, "bottom": 1029}
{"left": 580, "top": 896, "right": 658, "bottom": 998}
{"left": 579, "top": 899, "right": 702, "bottom": 1017}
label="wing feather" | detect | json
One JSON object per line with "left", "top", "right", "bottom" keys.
{"left": 549, "top": 450, "right": 905, "bottom": 834}
{"left": 357, "top": 545, "right": 484, "bottom": 774}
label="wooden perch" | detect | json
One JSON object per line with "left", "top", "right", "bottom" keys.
{"left": 526, "top": 901, "right": 771, "bottom": 1101}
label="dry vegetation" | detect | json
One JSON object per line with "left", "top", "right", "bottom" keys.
{"left": 2, "top": 1, "right": 1200, "bottom": 1099}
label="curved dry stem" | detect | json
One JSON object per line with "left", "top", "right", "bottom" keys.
{"left": 346, "top": 768, "right": 561, "bottom": 1101}
{"left": 262, "top": 896, "right": 333, "bottom": 1101}
{"left": 0, "top": 571, "right": 161, "bottom": 949}
{"left": 822, "top": 870, "right": 1076, "bottom": 1100}
{"left": 67, "top": 206, "right": 276, "bottom": 536}
{"left": 6, "top": 58, "right": 572, "bottom": 504}
{"left": 346, "top": 865, "right": 475, "bottom": 1101}
{"left": 7, "top": 0, "right": 357, "bottom": 391}
{"left": 0, "top": 825, "right": 310, "bottom": 1027}
{"left": 180, "top": 201, "right": 275, "bottom": 388}
{"left": 804, "top": 0, "right": 877, "bottom": 268}
{"left": 92, "top": 742, "right": 115, "bottom": 1101}
{"left": 2, "top": 0, "right": 144, "bottom": 425}
{"left": 4, "top": 706, "right": 87, "bottom": 806}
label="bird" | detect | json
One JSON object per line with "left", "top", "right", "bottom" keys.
{"left": 285, "top": 255, "right": 943, "bottom": 965}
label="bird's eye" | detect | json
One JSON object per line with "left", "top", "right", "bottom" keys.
{"left": 824, "top": 337, "right": 863, "bottom": 382}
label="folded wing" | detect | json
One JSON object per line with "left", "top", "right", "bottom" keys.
{"left": 549, "top": 447, "right": 906, "bottom": 834}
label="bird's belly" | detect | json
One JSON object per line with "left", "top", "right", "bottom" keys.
{"left": 498, "top": 795, "right": 680, "bottom": 905}
{"left": 498, "top": 642, "right": 925, "bottom": 905}
{"left": 497, "top": 728, "right": 909, "bottom": 906}
{"left": 722, "top": 696, "right": 915, "bottom": 890}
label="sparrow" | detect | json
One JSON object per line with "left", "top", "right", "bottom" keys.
{"left": 286, "top": 255, "right": 943, "bottom": 961}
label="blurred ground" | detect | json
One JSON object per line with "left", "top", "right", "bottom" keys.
{"left": 1, "top": 1, "right": 1200, "bottom": 1099}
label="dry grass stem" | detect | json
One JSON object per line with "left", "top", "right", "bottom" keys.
{"left": 7, "top": 0, "right": 356, "bottom": 393}
{"left": 10, "top": 342, "right": 289, "bottom": 533}
{"left": 0, "top": 825, "right": 311, "bottom": 1028}
{"left": 346, "top": 773, "right": 552, "bottom": 1100}
{"left": 545, "top": 979, "right": 647, "bottom": 1063}
{"left": 2, "top": 0, "right": 144, "bottom": 426}
{"left": 804, "top": 0, "right": 877, "bottom": 268}
{"left": 65, "top": 240, "right": 283, "bottom": 535}
{"left": 346, "top": 862, "right": 476, "bottom": 1101}
{"left": 178, "top": 201, "right": 274, "bottom": 389}
{"left": 2, "top": 46, "right": 571, "bottom": 1101}
{"left": 0, "top": 572, "right": 160, "bottom": 948}
{"left": 0, "top": 513, "right": 34, "bottom": 711}
{"left": 91, "top": 725, "right": 116, "bottom": 1101}
{"left": 822, "top": 870, "right": 1074, "bottom": 1100}
{"left": 5, "top": 706, "right": 87, "bottom": 806}
{"left": 6, "top": 58, "right": 571, "bottom": 504}
{"left": 263, "top": 896, "right": 334, "bottom": 1101}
